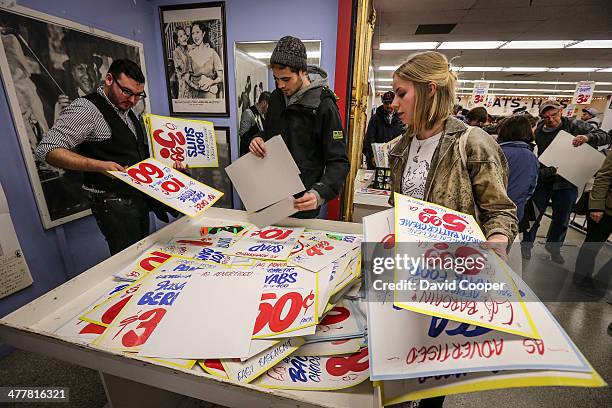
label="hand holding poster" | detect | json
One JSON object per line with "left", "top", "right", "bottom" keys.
{"left": 145, "top": 114, "right": 218, "bottom": 168}
{"left": 109, "top": 158, "right": 223, "bottom": 217}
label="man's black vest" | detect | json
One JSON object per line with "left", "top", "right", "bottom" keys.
{"left": 78, "top": 92, "right": 148, "bottom": 195}
{"left": 239, "top": 105, "right": 264, "bottom": 156}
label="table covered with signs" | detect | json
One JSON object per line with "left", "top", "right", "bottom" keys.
{"left": 0, "top": 208, "right": 380, "bottom": 408}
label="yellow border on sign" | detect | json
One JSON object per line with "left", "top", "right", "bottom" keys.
{"left": 145, "top": 113, "right": 219, "bottom": 168}
{"left": 108, "top": 158, "right": 224, "bottom": 218}
{"left": 221, "top": 337, "right": 305, "bottom": 384}
{"left": 140, "top": 357, "right": 197, "bottom": 370}
{"left": 380, "top": 369, "right": 607, "bottom": 405}
{"left": 198, "top": 361, "right": 229, "bottom": 379}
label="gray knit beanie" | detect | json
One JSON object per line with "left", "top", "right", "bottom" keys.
{"left": 270, "top": 36, "right": 307, "bottom": 72}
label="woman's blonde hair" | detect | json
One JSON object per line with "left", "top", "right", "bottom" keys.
{"left": 394, "top": 51, "right": 457, "bottom": 135}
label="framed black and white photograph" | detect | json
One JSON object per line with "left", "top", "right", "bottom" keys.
{"left": 0, "top": 5, "right": 149, "bottom": 229}
{"left": 159, "top": 2, "right": 229, "bottom": 117}
{"left": 190, "top": 126, "right": 233, "bottom": 209}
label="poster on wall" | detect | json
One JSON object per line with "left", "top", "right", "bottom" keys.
{"left": 190, "top": 126, "right": 234, "bottom": 209}
{"left": 234, "top": 49, "right": 268, "bottom": 125}
{"left": 0, "top": 5, "right": 148, "bottom": 229}
{"left": 159, "top": 2, "right": 229, "bottom": 117}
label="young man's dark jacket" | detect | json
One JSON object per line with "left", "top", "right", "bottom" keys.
{"left": 363, "top": 105, "right": 404, "bottom": 169}
{"left": 263, "top": 66, "right": 349, "bottom": 218}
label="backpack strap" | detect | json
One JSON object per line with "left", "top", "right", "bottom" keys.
{"left": 459, "top": 125, "right": 475, "bottom": 169}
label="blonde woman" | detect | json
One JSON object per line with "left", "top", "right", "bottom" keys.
{"left": 388, "top": 50, "right": 518, "bottom": 408}
{"left": 389, "top": 52, "right": 517, "bottom": 257}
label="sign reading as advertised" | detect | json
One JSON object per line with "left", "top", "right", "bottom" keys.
{"left": 145, "top": 114, "right": 218, "bottom": 168}
{"left": 571, "top": 81, "right": 596, "bottom": 105}
{"left": 109, "top": 158, "right": 223, "bottom": 217}
{"left": 470, "top": 81, "right": 489, "bottom": 106}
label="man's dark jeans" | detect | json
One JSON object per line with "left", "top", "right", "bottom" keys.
{"left": 89, "top": 192, "right": 150, "bottom": 255}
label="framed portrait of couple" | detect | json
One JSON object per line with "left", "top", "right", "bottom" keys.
{"left": 159, "top": 2, "right": 230, "bottom": 117}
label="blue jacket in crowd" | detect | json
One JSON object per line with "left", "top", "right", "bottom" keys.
{"left": 499, "top": 141, "right": 539, "bottom": 221}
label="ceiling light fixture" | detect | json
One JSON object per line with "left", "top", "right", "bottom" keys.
{"left": 501, "top": 40, "right": 575, "bottom": 49}
{"left": 438, "top": 41, "right": 505, "bottom": 49}
{"left": 501, "top": 67, "right": 549, "bottom": 72}
{"left": 379, "top": 42, "right": 439, "bottom": 50}
{"left": 569, "top": 40, "right": 612, "bottom": 48}
{"left": 549, "top": 67, "right": 601, "bottom": 72}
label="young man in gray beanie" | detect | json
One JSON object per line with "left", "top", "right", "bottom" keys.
{"left": 249, "top": 35, "right": 349, "bottom": 219}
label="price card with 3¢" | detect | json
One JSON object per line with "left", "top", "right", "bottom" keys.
{"left": 145, "top": 114, "right": 218, "bottom": 168}
{"left": 109, "top": 158, "right": 222, "bottom": 217}
{"left": 93, "top": 259, "right": 205, "bottom": 352}
{"left": 254, "top": 348, "right": 370, "bottom": 390}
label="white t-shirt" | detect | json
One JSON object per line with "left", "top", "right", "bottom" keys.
{"left": 401, "top": 132, "right": 442, "bottom": 199}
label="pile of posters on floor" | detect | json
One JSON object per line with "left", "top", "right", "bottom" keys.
{"left": 362, "top": 193, "right": 606, "bottom": 405}
{"left": 53, "top": 222, "right": 369, "bottom": 391}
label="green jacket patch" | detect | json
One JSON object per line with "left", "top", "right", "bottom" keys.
{"left": 332, "top": 130, "right": 343, "bottom": 140}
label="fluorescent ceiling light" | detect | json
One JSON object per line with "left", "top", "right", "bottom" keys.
{"left": 377, "top": 85, "right": 393, "bottom": 89}
{"left": 458, "top": 67, "right": 504, "bottom": 72}
{"left": 376, "top": 78, "right": 393, "bottom": 82}
{"left": 501, "top": 67, "right": 549, "bottom": 72}
{"left": 438, "top": 41, "right": 505, "bottom": 49}
{"left": 379, "top": 42, "right": 439, "bottom": 50}
{"left": 597, "top": 68, "right": 612, "bottom": 72}
{"left": 549, "top": 67, "right": 601, "bottom": 72}
{"left": 501, "top": 40, "right": 575, "bottom": 49}
{"left": 569, "top": 40, "right": 612, "bottom": 48}
{"left": 378, "top": 66, "right": 399, "bottom": 71}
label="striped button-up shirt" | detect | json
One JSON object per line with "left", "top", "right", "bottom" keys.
{"left": 35, "top": 87, "right": 139, "bottom": 193}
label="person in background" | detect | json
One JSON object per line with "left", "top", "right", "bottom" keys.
{"left": 249, "top": 36, "right": 349, "bottom": 219}
{"left": 465, "top": 106, "right": 488, "bottom": 127}
{"left": 496, "top": 115, "right": 539, "bottom": 223}
{"left": 521, "top": 99, "right": 610, "bottom": 263}
{"left": 238, "top": 91, "right": 270, "bottom": 156}
{"left": 581, "top": 107, "right": 601, "bottom": 129}
{"left": 187, "top": 22, "right": 223, "bottom": 99}
{"left": 388, "top": 50, "right": 517, "bottom": 408}
{"left": 172, "top": 26, "right": 193, "bottom": 99}
{"left": 453, "top": 104, "right": 465, "bottom": 121}
{"left": 574, "top": 153, "right": 611, "bottom": 296}
{"left": 362, "top": 90, "right": 404, "bottom": 169}
{"left": 35, "top": 59, "right": 178, "bottom": 255}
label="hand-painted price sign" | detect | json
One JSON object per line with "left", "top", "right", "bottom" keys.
{"left": 395, "top": 193, "right": 484, "bottom": 243}
{"left": 93, "top": 266, "right": 194, "bottom": 352}
{"left": 571, "top": 81, "right": 595, "bottom": 105}
{"left": 113, "top": 249, "right": 172, "bottom": 281}
{"left": 252, "top": 263, "right": 318, "bottom": 338}
{"left": 254, "top": 348, "right": 370, "bottom": 390}
{"left": 225, "top": 227, "right": 304, "bottom": 261}
{"left": 222, "top": 337, "right": 305, "bottom": 383}
{"left": 80, "top": 281, "right": 143, "bottom": 327}
{"left": 289, "top": 238, "right": 358, "bottom": 272}
{"left": 146, "top": 114, "right": 218, "bottom": 168}
{"left": 109, "top": 158, "right": 222, "bottom": 217}
{"left": 470, "top": 82, "right": 489, "bottom": 106}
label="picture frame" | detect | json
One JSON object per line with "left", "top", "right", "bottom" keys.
{"left": 190, "top": 126, "right": 234, "bottom": 209}
{"left": 0, "top": 5, "right": 149, "bottom": 229}
{"left": 159, "top": 2, "right": 230, "bottom": 117}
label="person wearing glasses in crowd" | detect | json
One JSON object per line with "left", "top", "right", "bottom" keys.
{"left": 36, "top": 59, "right": 178, "bottom": 255}
{"left": 521, "top": 99, "right": 610, "bottom": 263}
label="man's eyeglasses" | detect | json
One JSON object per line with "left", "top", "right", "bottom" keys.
{"left": 112, "top": 75, "right": 147, "bottom": 99}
